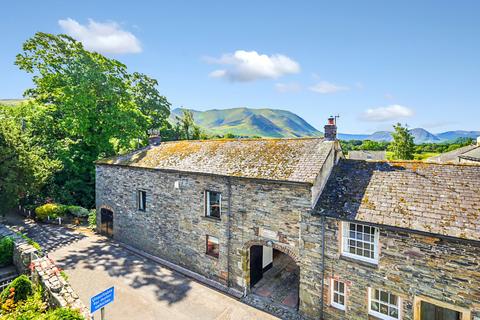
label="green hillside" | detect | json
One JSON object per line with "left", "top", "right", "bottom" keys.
{"left": 0, "top": 99, "right": 25, "bottom": 106}
{"left": 171, "top": 107, "right": 322, "bottom": 138}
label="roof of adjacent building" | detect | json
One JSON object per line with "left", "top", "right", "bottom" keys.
{"left": 314, "top": 160, "right": 480, "bottom": 241}
{"left": 98, "top": 138, "right": 334, "bottom": 184}
{"left": 458, "top": 146, "right": 480, "bottom": 162}
{"left": 426, "top": 144, "right": 479, "bottom": 163}
{"left": 348, "top": 150, "right": 386, "bottom": 161}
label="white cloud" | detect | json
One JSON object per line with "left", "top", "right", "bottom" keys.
{"left": 360, "top": 105, "right": 414, "bottom": 122}
{"left": 309, "top": 81, "right": 349, "bottom": 94}
{"left": 58, "top": 18, "right": 142, "bottom": 54}
{"left": 206, "top": 50, "right": 300, "bottom": 82}
{"left": 275, "top": 82, "right": 302, "bottom": 93}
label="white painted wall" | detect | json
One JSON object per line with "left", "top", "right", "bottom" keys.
{"left": 262, "top": 246, "right": 273, "bottom": 268}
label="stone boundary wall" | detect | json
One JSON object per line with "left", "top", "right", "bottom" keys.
{"left": 0, "top": 225, "right": 91, "bottom": 319}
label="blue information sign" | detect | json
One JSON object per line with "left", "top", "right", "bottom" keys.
{"left": 90, "top": 287, "right": 114, "bottom": 313}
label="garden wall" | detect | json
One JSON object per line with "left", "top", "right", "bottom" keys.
{"left": 0, "top": 225, "right": 91, "bottom": 319}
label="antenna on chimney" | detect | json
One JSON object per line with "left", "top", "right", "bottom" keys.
{"left": 334, "top": 114, "right": 340, "bottom": 125}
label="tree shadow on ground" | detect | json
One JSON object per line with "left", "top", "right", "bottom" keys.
{"left": 54, "top": 237, "right": 192, "bottom": 305}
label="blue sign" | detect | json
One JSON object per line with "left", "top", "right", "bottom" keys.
{"left": 90, "top": 287, "right": 114, "bottom": 313}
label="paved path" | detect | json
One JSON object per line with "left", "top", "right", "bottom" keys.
{"left": 8, "top": 218, "right": 278, "bottom": 320}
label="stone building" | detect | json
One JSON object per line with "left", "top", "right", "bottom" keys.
{"left": 95, "top": 123, "right": 480, "bottom": 320}
{"left": 427, "top": 136, "right": 480, "bottom": 164}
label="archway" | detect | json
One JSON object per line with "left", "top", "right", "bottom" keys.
{"left": 246, "top": 242, "right": 300, "bottom": 310}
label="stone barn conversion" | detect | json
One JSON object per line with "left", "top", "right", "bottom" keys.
{"left": 95, "top": 120, "right": 480, "bottom": 320}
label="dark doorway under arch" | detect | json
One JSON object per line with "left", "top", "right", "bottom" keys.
{"left": 249, "top": 245, "right": 300, "bottom": 310}
{"left": 100, "top": 208, "right": 113, "bottom": 237}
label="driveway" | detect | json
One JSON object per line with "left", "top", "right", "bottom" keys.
{"left": 9, "top": 219, "right": 277, "bottom": 320}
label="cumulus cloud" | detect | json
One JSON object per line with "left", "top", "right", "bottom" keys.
{"left": 309, "top": 81, "right": 349, "bottom": 94}
{"left": 206, "top": 50, "right": 300, "bottom": 82}
{"left": 275, "top": 82, "right": 302, "bottom": 93}
{"left": 360, "top": 105, "right": 414, "bottom": 122}
{"left": 58, "top": 18, "right": 142, "bottom": 54}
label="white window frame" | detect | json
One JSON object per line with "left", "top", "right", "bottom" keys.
{"left": 341, "top": 221, "right": 379, "bottom": 264}
{"left": 368, "top": 288, "right": 401, "bottom": 320}
{"left": 205, "top": 190, "right": 222, "bottom": 218}
{"left": 330, "top": 278, "right": 346, "bottom": 311}
{"left": 137, "top": 190, "right": 146, "bottom": 211}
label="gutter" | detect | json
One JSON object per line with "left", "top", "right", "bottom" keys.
{"left": 226, "top": 177, "right": 232, "bottom": 288}
{"left": 320, "top": 214, "right": 326, "bottom": 320}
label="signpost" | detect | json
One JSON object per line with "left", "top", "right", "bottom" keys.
{"left": 90, "top": 287, "right": 114, "bottom": 320}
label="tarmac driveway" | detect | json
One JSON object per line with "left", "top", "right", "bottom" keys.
{"left": 38, "top": 227, "right": 277, "bottom": 320}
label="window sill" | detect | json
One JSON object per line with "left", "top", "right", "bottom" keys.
{"left": 205, "top": 253, "right": 219, "bottom": 260}
{"left": 339, "top": 254, "right": 378, "bottom": 269}
{"left": 203, "top": 216, "right": 221, "bottom": 223}
{"left": 330, "top": 303, "right": 346, "bottom": 312}
{"left": 368, "top": 311, "right": 399, "bottom": 320}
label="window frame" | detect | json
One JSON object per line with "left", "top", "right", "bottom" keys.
{"left": 205, "top": 235, "right": 219, "bottom": 258}
{"left": 368, "top": 288, "right": 401, "bottom": 320}
{"left": 137, "top": 190, "right": 147, "bottom": 212}
{"left": 205, "top": 190, "right": 222, "bottom": 219}
{"left": 330, "top": 278, "right": 346, "bottom": 311}
{"left": 341, "top": 221, "right": 379, "bottom": 264}
{"left": 413, "top": 296, "right": 470, "bottom": 320}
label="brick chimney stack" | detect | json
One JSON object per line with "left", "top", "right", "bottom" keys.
{"left": 324, "top": 116, "right": 337, "bottom": 141}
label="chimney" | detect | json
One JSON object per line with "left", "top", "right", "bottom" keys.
{"left": 324, "top": 116, "right": 337, "bottom": 141}
{"left": 148, "top": 135, "right": 162, "bottom": 146}
{"left": 477, "top": 136, "right": 480, "bottom": 146}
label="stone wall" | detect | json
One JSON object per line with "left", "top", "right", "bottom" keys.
{"left": 320, "top": 217, "right": 480, "bottom": 320}
{"left": 0, "top": 225, "right": 90, "bottom": 319}
{"left": 96, "top": 164, "right": 324, "bottom": 318}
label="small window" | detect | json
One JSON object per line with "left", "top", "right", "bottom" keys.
{"left": 205, "top": 191, "right": 221, "bottom": 219}
{"left": 341, "top": 222, "right": 379, "bottom": 264}
{"left": 369, "top": 288, "right": 401, "bottom": 320}
{"left": 330, "top": 279, "right": 346, "bottom": 310}
{"left": 206, "top": 235, "right": 219, "bottom": 258}
{"left": 138, "top": 190, "right": 146, "bottom": 211}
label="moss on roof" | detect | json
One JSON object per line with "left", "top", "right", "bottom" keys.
{"left": 98, "top": 138, "right": 333, "bottom": 183}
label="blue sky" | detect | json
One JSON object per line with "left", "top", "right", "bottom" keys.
{"left": 1, "top": 1, "right": 479, "bottom": 134}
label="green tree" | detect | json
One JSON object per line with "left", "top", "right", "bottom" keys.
{"left": 175, "top": 109, "right": 202, "bottom": 140}
{"left": 389, "top": 123, "right": 415, "bottom": 160}
{"left": 15, "top": 33, "right": 170, "bottom": 207}
{"left": 0, "top": 108, "right": 60, "bottom": 216}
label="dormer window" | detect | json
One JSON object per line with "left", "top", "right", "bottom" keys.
{"left": 341, "top": 222, "right": 379, "bottom": 264}
{"left": 205, "top": 190, "right": 221, "bottom": 219}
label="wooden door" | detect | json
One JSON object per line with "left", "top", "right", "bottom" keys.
{"left": 421, "top": 301, "right": 461, "bottom": 320}
{"left": 100, "top": 209, "right": 113, "bottom": 237}
{"left": 250, "top": 245, "right": 263, "bottom": 288}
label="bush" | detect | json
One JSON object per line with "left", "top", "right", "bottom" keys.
{"left": 1, "top": 286, "right": 46, "bottom": 319}
{"left": 88, "top": 209, "right": 96, "bottom": 229}
{"left": 1, "top": 275, "right": 33, "bottom": 303}
{"left": 35, "top": 203, "right": 66, "bottom": 221}
{"left": 16, "top": 233, "right": 41, "bottom": 252}
{"left": 65, "top": 206, "right": 90, "bottom": 218}
{"left": 0, "top": 236, "right": 14, "bottom": 266}
{"left": 43, "top": 307, "right": 84, "bottom": 320}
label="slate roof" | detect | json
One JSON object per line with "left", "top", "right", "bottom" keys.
{"left": 314, "top": 160, "right": 480, "bottom": 241}
{"left": 426, "top": 145, "right": 479, "bottom": 163}
{"left": 98, "top": 138, "right": 334, "bottom": 184}
{"left": 459, "top": 146, "right": 480, "bottom": 162}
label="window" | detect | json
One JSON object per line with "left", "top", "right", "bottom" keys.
{"left": 341, "top": 222, "right": 379, "bottom": 264}
{"left": 330, "top": 279, "right": 346, "bottom": 310}
{"left": 206, "top": 235, "right": 219, "bottom": 258}
{"left": 137, "top": 190, "right": 146, "bottom": 211}
{"left": 413, "top": 296, "right": 469, "bottom": 320}
{"left": 205, "top": 191, "right": 221, "bottom": 219}
{"left": 369, "top": 288, "right": 401, "bottom": 320}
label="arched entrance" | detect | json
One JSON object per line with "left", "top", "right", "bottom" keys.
{"left": 100, "top": 208, "right": 113, "bottom": 237}
{"left": 246, "top": 242, "right": 300, "bottom": 310}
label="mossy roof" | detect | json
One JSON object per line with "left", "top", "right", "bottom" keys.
{"left": 315, "top": 159, "right": 480, "bottom": 241}
{"left": 98, "top": 138, "right": 333, "bottom": 184}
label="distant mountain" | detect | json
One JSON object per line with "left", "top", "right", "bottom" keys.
{"left": 409, "top": 128, "right": 441, "bottom": 143}
{"left": 0, "top": 99, "right": 25, "bottom": 106}
{"left": 436, "top": 130, "right": 480, "bottom": 141}
{"left": 337, "top": 133, "right": 369, "bottom": 141}
{"left": 368, "top": 131, "right": 394, "bottom": 142}
{"left": 170, "top": 107, "right": 322, "bottom": 138}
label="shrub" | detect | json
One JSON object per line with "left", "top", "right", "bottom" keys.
{"left": 43, "top": 307, "right": 84, "bottom": 320}
{"left": 16, "top": 233, "right": 42, "bottom": 252}
{"left": 35, "top": 203, "right": 66, "bottom": 221}
{"left": 65, "top": 206, "right": 90, "bottom": 218}
{"left": 1, "top": 286, "right": 46, "bottom": 319}
{"left": 88, "top": 209, "right": 96, "bottom": 229}
{"left": 1, "top": 275, "right": 33, "bottom": 303}
{"left": 0, "top": 236, "right": 14, "bottom": 266}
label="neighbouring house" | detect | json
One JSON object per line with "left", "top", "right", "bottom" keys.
{"left": 427, "top": 137, "right": 480, "bottom": 164}
{"left": 95, "top": 119, "right": 480, "bottom": 320}
{"left": 348, "top": 150, "right": 386, "bottom": 161}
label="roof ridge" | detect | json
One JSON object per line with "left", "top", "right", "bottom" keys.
{"left": 157, "top": 137, "right": 324, "bottom": 143}
{"left": 349, "top": 159, "right": 480, "bottom": 168}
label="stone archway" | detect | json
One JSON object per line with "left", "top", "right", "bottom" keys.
{"left": 242, "top": 240, "right": 301, "bottom": 310}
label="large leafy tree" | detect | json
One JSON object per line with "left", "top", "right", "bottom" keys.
{"left": 15, "top": 32, "right": 171, "bottom": 207}
{"left": 389, "top": 123, "right": 415, "bottom": 160}
{"left": 0, "top": 106, "right": 61, "bottom": 215}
